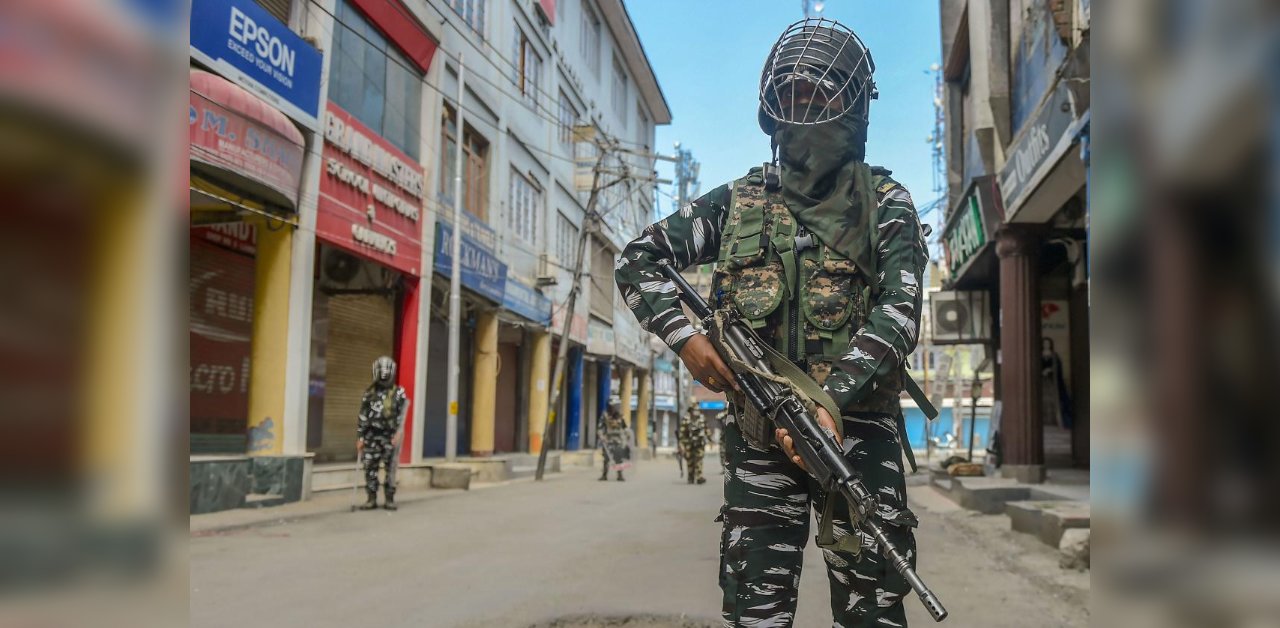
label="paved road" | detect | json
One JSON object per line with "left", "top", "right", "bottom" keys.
{"left": 190, "top": 456, "right": 1088, "bottom": 627}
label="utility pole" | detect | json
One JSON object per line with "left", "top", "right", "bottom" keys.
{"left": 535, "top": 137, "right": 624, "bottom": 479}
{"left": 445, "top": 55, "right": 466, "bottom": 461}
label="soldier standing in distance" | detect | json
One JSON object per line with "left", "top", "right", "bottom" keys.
{"left": 597, "top": 397, "right": 630, "bottom": 482}
{"left": 356, "top": 356, "right": 408, "bottom": 511}
{"left": 678, "top": 405, "right": 709, "bottom": 485}
{"left": 615, "top": 18, "right": 929, "bottom": 626}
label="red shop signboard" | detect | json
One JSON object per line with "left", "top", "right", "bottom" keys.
{"left": 317, "top": 103, "right": 424, "bottom": 275}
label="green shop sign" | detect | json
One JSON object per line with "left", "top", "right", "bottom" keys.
{"left": 942, "top": 175, "right": 1003, "bottom": 279}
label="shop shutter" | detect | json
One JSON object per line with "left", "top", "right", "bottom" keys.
{"left": 189, "top": 231, "right": 256, "bottom": 454}
{"left": 317, "top": 293, "right": 394, "bottom": 462}
{"left": 254, "top": 0, "right": 292, "bottom": 25}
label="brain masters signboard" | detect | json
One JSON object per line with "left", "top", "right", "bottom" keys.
{"left": 317, "top": 103, "right": 425, "bottom": 275}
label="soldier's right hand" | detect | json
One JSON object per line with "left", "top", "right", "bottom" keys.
{"left": 355, "top": 438, "right": 364, "bottom": 454}
{"left": 679, "top": 334, "right": 739, "bottom": 394}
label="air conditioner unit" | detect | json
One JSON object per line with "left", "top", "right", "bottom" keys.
{"left": 930, "top": 290, "right": 992, "bottom": 345}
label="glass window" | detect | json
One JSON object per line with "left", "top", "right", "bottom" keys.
{"left": 558, "top": 90, "right": 580, "bottom": 149}
{"left": 439, "top": 105, "right": 490, "bottom": 220}
{"left": 580, "top": 2, "right": 600, "bottom": 78}
{"left": 445, "top": 0, "right": 486, "bottom": 35}
{"left": 556, "top": 212, "right": 578, "bottom": 263}
{"left": 512, "top": 24, "right": 543, "bottom": 107}
{"left": 508, "top": 168, "right": 542, "bottom": 244}
{"left": 611, "top": 54, "right": 628, "bottom": 120}
{"left": 328, "top": 0, "right": 422, "bottom": 160}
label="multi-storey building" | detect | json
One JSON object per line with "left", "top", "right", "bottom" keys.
{"left": 187, "top": 0, "right": 669, "bottom": 512}
{"left": 934, "top": 0, "right": 1090, "bottom": 482}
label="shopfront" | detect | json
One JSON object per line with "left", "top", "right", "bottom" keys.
{"left": 424, "top": 217, "right": 507, "bottom": 457}
{"left": 496, "top": 278, "right": 554, "bottom": 454}
{"left": 307, "top": 102, "right": 425, "bottom": 463}
{"left": 188, "top": 6, "right": 314, "bottom": 456}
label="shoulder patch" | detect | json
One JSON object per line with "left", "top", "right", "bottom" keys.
{"left": 876, "top": 180, "right": 898, "bottom": 195}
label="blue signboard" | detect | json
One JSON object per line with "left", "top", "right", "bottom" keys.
{"left": 698, "top": 401, "right": 727, "bottom": 411}
{"left": 502, "top": 278, "right": 553, "bottom": 326}
{"left": 434, "top": 221, "right": 508, "bottom": 303}
{"left": 191, "top": 0, "right": 323, "bottom": 130}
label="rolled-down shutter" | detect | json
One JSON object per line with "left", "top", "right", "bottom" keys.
{"left": 318, "top": 294, "right": 394, "bottom": 462}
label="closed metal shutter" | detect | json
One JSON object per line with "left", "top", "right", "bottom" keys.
{"left": 189, "top": 229, "right": 256, "bottom": 454}
{"left": 317, "top": 293, "right": 394, "bottom": 462}
{"left": 254, "top": 0, "right": 292, "bottom": 25}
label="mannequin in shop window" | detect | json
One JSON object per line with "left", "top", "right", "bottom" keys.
{"left": 356, "top": 356, "right": 409, "bottom": 510}
{"left": 1040, "top": 338, "right": 1073, "bottom": 430}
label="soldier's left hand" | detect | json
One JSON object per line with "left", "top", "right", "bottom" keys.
{"left": 775, "top": 407, "right": 838, "bottom": 472}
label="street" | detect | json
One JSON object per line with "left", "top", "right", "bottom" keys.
{"left": 190, "top": 456, "right": 1088, "bottom": 627}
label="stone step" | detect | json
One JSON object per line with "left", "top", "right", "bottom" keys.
{"left": 1005, "top": 500, "right": 1091, "bottom": 547}
{"left": 244, "top": 493, "right": 286, "bottom": 509}
{"left": 510, "top": 465, "right": 537, "bottom": 479}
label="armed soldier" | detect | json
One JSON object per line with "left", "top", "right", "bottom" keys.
{"left": 598, "top": 397, "right": 631, "bottom": 482}
{"left": 677, "top": 406, "right": 710, "bottom": 485}
{"left": 356, "top": 356, "right": 408, "bottom": 511}
{"left": 615, "top": 18, "right": 932, "bottom": 626}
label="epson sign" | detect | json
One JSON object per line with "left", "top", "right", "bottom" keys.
{"left": 191, "top": 0, "right": 323, "bottom": 129}
{"left": 228, "top": 7, "right": 297, "bottom": 86}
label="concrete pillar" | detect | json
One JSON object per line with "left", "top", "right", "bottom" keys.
{"left": 246, "top": 220, "right": 293, "bottom": 455}
{"left": 635, "top": 369, "right": 650, "bottom": 449}
{"left": 469, "top": 310, "right": 498, "bottom": 456}
{"left": 620, "top": 365, "right": 634, "bottom": 431}
{"left": 526, "top": 330, "right": 551, "bottom": 453}
{"left": 995, "top": 226, "right": 1044, "bottom": 483}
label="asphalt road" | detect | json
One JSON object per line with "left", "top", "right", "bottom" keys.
{"left": 190, "top": 456, "right": 1088, "bottom": 627}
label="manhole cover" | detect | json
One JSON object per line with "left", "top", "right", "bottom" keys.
{"left": 525, "top": 614, "right": 719, "bottom": 628}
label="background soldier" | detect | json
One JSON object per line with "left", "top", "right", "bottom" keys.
{"left": 677, "top": 405, "right": 709, "bottom": 484}
{"left": 356, "top": 356, "right": 408, "bottom": 511}
{"left": 615, "top": 18, "right": 928, "bottom": 626}
{"left": 598, "top": 397, "right": 631, "bottom": 482}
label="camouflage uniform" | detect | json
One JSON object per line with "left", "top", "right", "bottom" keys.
{"left": 598, "top": 410, "right": 631, "bottom": 481}
{"left": 357, "top": 384, "right": 408, "bottom": 504}
{"left": 615, "top": 167, "right": 927, "bottom": 625}
{"left": 678, "top": 408, "right": 710, "bottom": 484}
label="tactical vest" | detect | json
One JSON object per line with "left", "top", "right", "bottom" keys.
{"left": 711, "top": 167, "right": 905, "bottom": 417}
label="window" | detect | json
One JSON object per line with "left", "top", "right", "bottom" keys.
{"left": 611, "top": 55, "right": 628, "bottom": 120}
{"left": 555, "top": 212, "right": 578, "bottom": 263}
{"left": 558, "top": 90, "right": 580, "bottom": 149}
{"left": 439, "top": 105, "right": 490, "bottom": 220}
{"left": 328, "top": 0, "right": 422, "bottom": 159}
{"left": 512, "top": 24, "right": 543, "bottom": 106}
{"left": 636, "top": 103, "right": 649, "bottom": 147}
{"left": 508, "top": 168, "right": 542, "bottom": 244}
{"left": 580, "top": 2, "right": 600, "bottom": 78}
{"left": 445, "top": 0, "right": 486, "bottom": 35}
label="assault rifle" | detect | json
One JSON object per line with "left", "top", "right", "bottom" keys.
{"left": 658, "top": 261, "right": 948, "bottom": 623}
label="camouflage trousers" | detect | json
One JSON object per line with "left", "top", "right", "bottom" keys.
{"left": 685, "top": 445, "right": 706, "bottom": 482}
{"left": 719, "top": 417, "right": 917, "bottom": 627}
{"left": 361, "top": 436, "right": 397, "bottom": 497}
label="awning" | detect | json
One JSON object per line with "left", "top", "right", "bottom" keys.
{"left": 189, "top": 69, "right": 306, "bottom": 212}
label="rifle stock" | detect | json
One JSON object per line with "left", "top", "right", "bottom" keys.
{"left": 657, "top": 261, "right": 948, "bottom": 623}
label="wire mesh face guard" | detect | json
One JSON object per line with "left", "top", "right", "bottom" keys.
{"left": 759, "top": 18, "right": 876, "bottom": 132}
{"left": 372, "top": 356, "right": 396, "bottom": 382}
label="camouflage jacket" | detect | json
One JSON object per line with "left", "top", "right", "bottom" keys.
{"left": 614, "top": 167, "right": 927, "bottom": 415}
{"left": 357, "top": 384, "right": 408, "bottom": 440}
{"left": 677, "top": 411, "right": 709, "bottom": 450}
{"left": 599, "top": 413, "right": 630, "bottom": 448}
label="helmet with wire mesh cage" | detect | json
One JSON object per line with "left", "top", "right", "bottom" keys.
{"left": 758, "top": 18, "right": 877, "bottom": 135}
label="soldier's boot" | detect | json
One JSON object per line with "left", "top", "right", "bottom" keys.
{"left": 696, "top": 476, "right": 707, "bottom": 485}
{"left": 358, "top": 491, "right": 378, "bottom": 510}
{"left": 616, "top": 471, "right": 625, "bottom": 481}
{"left": 383, "top": 485, "right": 397, "bottom": 511}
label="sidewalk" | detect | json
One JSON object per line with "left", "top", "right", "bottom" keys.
{"left": 190, "top": 463, "right": 594, "bottom": 536}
